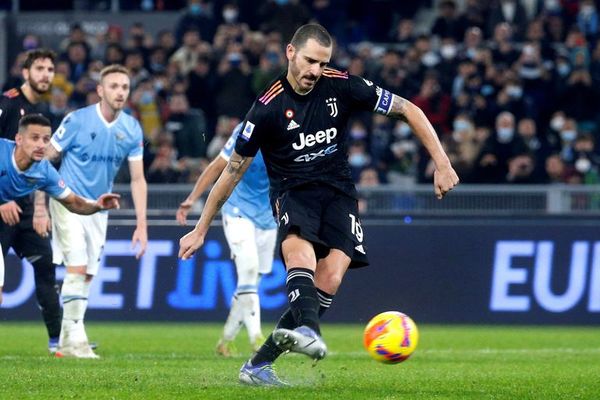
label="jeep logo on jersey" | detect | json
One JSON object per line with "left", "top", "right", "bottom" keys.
{"left": 291, "top": 128, "right": 337, "bottom": 150}
{"left": 294, "top": 144, "right": 338, "bottom": 162}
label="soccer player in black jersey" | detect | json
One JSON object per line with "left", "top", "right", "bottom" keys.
{"left": 0, "top": 49, "right": 63, "bottom": 353}
{"left": 179, "top": 24, "right": 459, "bottom": 386}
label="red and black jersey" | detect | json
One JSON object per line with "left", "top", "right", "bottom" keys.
{"left": 235, "top": 68, "right": 393, "bottom": 201}
{"left": 0, "top": 87, "right": 49, "bottom": 140}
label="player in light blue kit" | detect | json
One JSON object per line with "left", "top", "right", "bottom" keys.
{"left": 0, "top": 114, "right": 120, "bottom": 305}
{"left": 45, "top": 65, "right": 148, "bottom": 358}
{"left": 177, "top": 123, "right": 277, "bottom": 356}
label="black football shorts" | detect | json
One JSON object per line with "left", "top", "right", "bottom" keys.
{"left": 274, "top": 183, "right": 369, "bottom": 268}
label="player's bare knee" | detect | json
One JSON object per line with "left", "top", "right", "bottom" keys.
{"left": 284, "top": 250, "right": 316, "bottom": 270}
{"left": 316, "top": 269, "right": 343, "bottom": 294}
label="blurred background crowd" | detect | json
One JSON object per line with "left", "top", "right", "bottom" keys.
{"left": 2, "top": 0, "right": 600, "bottom": 188}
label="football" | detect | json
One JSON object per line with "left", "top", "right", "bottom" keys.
{"left": 363, "top": 311, "right": 419, "bottom": 364}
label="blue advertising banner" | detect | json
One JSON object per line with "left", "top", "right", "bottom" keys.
{"left": 2, "top": 220, "right": 599, "bottom": 324}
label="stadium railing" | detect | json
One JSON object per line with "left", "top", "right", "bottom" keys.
{"left": 111, "top": 184, "right": 600, "bottom": 219}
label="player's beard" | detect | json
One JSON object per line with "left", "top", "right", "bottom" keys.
{"left": 28, "top": 78, "right": 51, "bottom": 95}
{"left": 290, "top": 58, "right": 317, "bottom": 93}
{"left": 109, "top": 97, "right": 126, "bottom": 111}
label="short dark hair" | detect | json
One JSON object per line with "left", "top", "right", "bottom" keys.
{"left": 22, "top": 49, "right": 56, "bottom": 69}
{"left": 290, "top": 24, "right": 332, "bottom": 50}
{"left": 18, "top": 114, "right": 51, "bottom": 132}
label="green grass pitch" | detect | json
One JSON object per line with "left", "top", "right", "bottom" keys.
{"left": 0, "top": 322, "right": 599, "bottom": 399}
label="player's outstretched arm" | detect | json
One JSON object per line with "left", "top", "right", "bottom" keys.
{"left": 179, "top": 150, "right": 253, "bottom": 260}
{"left": 176, "top": 156, "right": 228, "bottom": 226}
{"left": 388, "top": 95, "right": 459, "bottom": 199}
{"left": 58, "top": 192, "right": 121, "bottom": 215}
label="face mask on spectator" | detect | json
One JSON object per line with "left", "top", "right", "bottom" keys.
{"left": 140, "top": 90, "right": 154, "bottom": 104}
{"left": 23, "top": 37, "right": 39, "bottom": 50}
{"left": 497, "top": 127, "right": 514, "bottom": 143}
{"left": 394, "top": 122, "right": 412, "bottom": 138}
{"left": 557, "top": 63, "right": 571, "bottom": 77}
{"left": 223, "top": 9, "right": 238, "bottom": 23}
{"left": 575, "top": 157, "right": 592, "bottom": 173}
{"left": 466, "top": 48, "right": 477, "bottom": 60}
{"left": 545, "top": 0, "right": 560, "bottom": 11}
{"left": 581, "top": 5, "right": 595, "bottom": 17}
{"left": 189, "top": 4, "right": 202, "bottom": 15}
{"left": 350, "top": 128, "right": 367, "bottom": 140}
{"left": 550, "top": 116, "right": 565, "bottom": 131}
{"left": 90, "top": 72, "right": 101, "bottom": 82}
{"left": 560, "top": 130, "right": 577, "bottom": 142}
{"left": 453, "top": 119, "right": 471, "bottom": 132}
{"left": 421, "top": 51, "right": 440, "bottom": 67}
{"left": 440, "top": 45, "right": 457, "bottom": 60}
{"left": 349, "top": 153, "right": 369, "bottom": 168}
{"left": 506, "top": 85, "right": 523, "bottom": 98}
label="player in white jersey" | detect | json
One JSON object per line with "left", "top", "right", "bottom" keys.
{"left": 45, "top": 65, "right": 148, "bottom": 358}
{"left": 177, "top": 123, "right": 277, "bottom": 356}
{"left": 0, "top": 114, "right": 120, "bottom": 305}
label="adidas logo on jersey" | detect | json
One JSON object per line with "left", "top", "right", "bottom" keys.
{"left": 287, "top": 119, "right": 300, "bottom": 131}
{"left": 355, "top": 244, "right": 366, "bottom": 254}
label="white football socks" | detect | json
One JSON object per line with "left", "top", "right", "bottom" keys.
{"left": 60, "top": 273, "right": 90, "bottom": 347}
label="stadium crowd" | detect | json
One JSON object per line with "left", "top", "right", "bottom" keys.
{"left": 3, "top": 0, "right": 600, "bottom": 186}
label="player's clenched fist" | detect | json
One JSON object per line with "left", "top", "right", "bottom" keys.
{"left": 433, "top": 165, "right": 460, "bottom": 200}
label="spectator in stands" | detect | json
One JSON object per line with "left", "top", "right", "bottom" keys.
{"left": 577, "top": 0, "right": 599, "bottom": 44}
{"left": 473, "top": 111, "right": 528, "bottom": 183}
{"left": 164, "top": 93, "right": 207, "bottom": 161}
{"left": 146, "top": 132, "right": 183, "bottom": 183}
{"left": 206, "top": 115, "right": 240, "bottom": 159}
{"left": 130, "top": 78, "right": 163, "bottom": 143}
{"left": 357, "top": 166, "right": 381, "bottom": 214}
{"left": 59, "top": 23, "right": 93, "bottom": 54}
{"left": 571, "top": 132, "right": 600, "bottom": 184}
{"left": 48, "top": 88, "right": 70, "bottom": 131}
{"left": 506, "top": 153, "right": 537, "bottom": 183}
{"left": 105, "top": 44, "right": 125, "bottom": 65}
{"left": 411, "top": 74, "right": 451, "bottom": 135}
{"left": 390, "top": 18, "right": 416, "bottom": 46}
{"left": 186, "top": 55, "right": 215, "bottom": 121}
{"left": 544, "top": 153, "right": 574, "bottom": 183}
{"left": 386, "top": 121, "right": 417, "bottom": 184}
{"left": 156, "top": 30, "right": 177, "bottom": 59}
{"left": 490, "top": 22, "right": 519, "bottom": 66}
{"left": 516, "top": 117, "right": 552, "bottom": 181}
{"left": 348, "top": 140, "right": 372, "bottom": 182}
{"left": 560, "top": 67, "right": 599, "bottom": 125}
{"left": 169, "top": 29, "right": 202, "bottom": 76}
{"left": 124, "top": 49, "right": 151, "bottom": 88}
{"left": 64, "top": 42, "right": 90, "bottom": 83}
{"left": 431, "top": 0, "right": 468, "bottom": 42}
{"left": 214, "top": 47, "right": 254, "bottom": 119}
{"left": 251, "top": 44, "right": 284, "bottom": 95}
{"left": 487, "top": 0, "right": 529, "bottom": 40}
{"left": 444, "top": 114, "right": 481, "bottom": 182}
{"left": 175, "top": 0, "right": 217, "bottom": 44}
{"left": 257, "top": 0, "right": 310, "bottom": 41}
